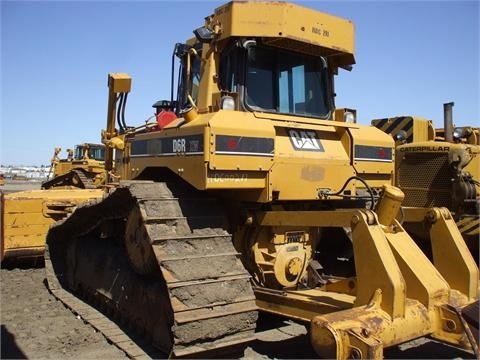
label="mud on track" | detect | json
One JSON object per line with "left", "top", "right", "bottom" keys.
{"left": 1, "top": 267, "right": 476, "bottom": 359}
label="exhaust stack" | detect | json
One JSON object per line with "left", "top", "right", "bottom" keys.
{"left": 443, "top": 102, "right": 454, "bottom": 142}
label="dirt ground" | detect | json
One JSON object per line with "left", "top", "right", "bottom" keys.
{"left": 1, "top": 267, "right": 476, "bottom": 360}
{"left": 0, "top": 181, "right": 476, "bottom": 359}
{"left": 0, "top": 267, "right": 128, "bottom": 360}
{"left": 0, "top": 180, "right": 42, "bottom": 194}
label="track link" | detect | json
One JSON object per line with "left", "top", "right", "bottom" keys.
{"left": 45, "top": 181, "right": 258, "bottom": 358}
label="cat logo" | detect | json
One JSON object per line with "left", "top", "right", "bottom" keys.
{"left": 287, "top": 129, "right": 324, "bottom": 152}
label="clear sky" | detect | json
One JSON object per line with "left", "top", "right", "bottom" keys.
{"left": 1, "top": 0, "right": 479, "bottom": 166}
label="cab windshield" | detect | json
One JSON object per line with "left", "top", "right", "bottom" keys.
{"left": 74, "top": 145, "right": 105, "bottom": 161}
{"left": 245, "top": 45, "right": 331, "bottom": 118}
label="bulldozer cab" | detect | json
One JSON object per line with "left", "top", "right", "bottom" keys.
{"left": 173, "top": 41, "right": 332, "bottom": 118}
{"left": 167, "top": 1, "right": 354, "bottom": 121}
{"left": 73, "top": 143, "right": 105, "bottom": 161}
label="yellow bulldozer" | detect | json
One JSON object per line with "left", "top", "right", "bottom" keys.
{"left": 372, "top": 103, "right": 480, "bottom": 258}
{"left": 0, "top": 144, "right": 107, "bottom": 264}
{"left": 42, "top": 143, "right": 107, "bottom": 189}
{"left": 43, "top": 1, "right": 478, "bottom": 359}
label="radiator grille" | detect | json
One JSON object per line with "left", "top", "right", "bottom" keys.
{"left": 397, "top": 153, "right": 452, "bottom": 208}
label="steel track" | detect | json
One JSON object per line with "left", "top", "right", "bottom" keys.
{"left": 45, "top": 181, "right": 258, "bottom": 358}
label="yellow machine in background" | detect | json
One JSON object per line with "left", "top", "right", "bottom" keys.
{"left": 1, "top": 146, "right": 106, "bottom": 264}
{"left": 42, "top": 143, "right": 107, "bottom": 189}
{"left": 372, "top": 115, "right": 436, "bottom": 145}
{"left": 372, "top": 103, "right": 480, "bottom": 257}
{"left": 1, "top": 189, "right": 103, "bottom": 263}
{"left": 43, "top": 2, "right": 478, "bottom": 359}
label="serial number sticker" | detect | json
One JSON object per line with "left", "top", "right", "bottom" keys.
{"left": 208, "top": 173, "right": 248, "bottom": 183}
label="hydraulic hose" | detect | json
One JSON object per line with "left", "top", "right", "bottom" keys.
{"left": 319, "top": 176, "right": 376, "bottom": 210}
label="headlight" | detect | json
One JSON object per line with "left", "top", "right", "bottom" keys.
{"left": 221, "top": 96, "right": 235, "bottom": 111}
{"left": 193, "top": 26, "right": 214, "bottom": 43}
{"left": 453, "top": 127, "right": 467, "bottom": 140}
{"left": 395, "top": 130, "right": 408, "bottom": 143}
{"left": 344, "top": 111, "right": 355, "bottom": 123}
